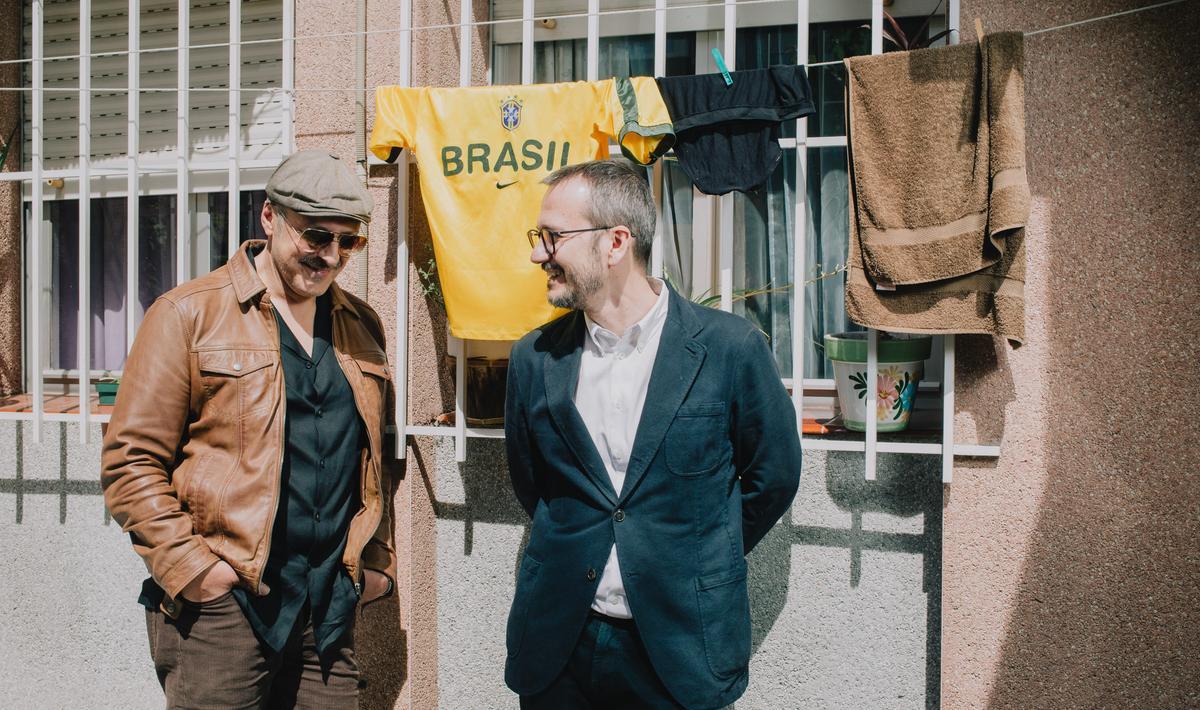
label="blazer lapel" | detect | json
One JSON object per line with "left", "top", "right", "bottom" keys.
{"left": 618, "top": 288, "right": 706, "bottom": 505}
{"left": 543, "top": 313, "right": 619, "bottom": 506}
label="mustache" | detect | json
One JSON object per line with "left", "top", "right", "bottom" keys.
{"left": 542, "top": 262, "right": 563, "bottom": 275}
{"left": 299, "top": 254, "right": 339, "bottom": 271}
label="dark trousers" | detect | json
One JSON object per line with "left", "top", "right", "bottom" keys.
{"left": 144, "top": 592, "right": 358, "bottom": 709}
{"left": 520, "top": 612, "right": 683, "bottom": 709}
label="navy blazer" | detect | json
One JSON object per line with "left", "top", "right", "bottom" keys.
{"left": 503, "top": 285, "right": 802, "bottom": 709}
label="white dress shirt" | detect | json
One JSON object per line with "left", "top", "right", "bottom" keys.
{"left": 575, "top": 278, "right": 670, "bottom": 619}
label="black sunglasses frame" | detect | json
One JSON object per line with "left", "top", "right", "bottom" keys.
{"left": 526, "top": 225, "right": 613, "bottom": 256}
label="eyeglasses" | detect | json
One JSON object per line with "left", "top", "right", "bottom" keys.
{"left": 526, "top": 226, "right": 612, "bottom": 256}
{"left": 282, "top": 212, "right": 368, "bottom": 254}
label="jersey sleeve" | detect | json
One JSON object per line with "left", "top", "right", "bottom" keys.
{"left": 370, "top": 86, "right": 422, "bottom": 163}
{"left": 604, "top": 77, "right": 675, "bottom": 165}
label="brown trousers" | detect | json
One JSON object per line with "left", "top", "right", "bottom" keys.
{"left": 145, "top": 592, "right": 359, "bottom": 709}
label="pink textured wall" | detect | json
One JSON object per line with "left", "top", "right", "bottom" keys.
{"left": 946, "top": 2, "right": 1200, "bottom": 707}
{"left": 0, "top": 0, "right": 22, "bottom": 396}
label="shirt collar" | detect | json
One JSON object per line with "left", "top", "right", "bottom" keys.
{"left": 584, "top": 278, "right": 669, "bottom": 355}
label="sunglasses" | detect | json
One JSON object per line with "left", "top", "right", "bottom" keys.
{"left": 281, "top": 211, "right": 368, "bottom": 253}
{"left": 296, "top": 227, "right": 368, "bottom": 253}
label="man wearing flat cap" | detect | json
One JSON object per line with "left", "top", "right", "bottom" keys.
{"left": 102, "top": 150, "right": 396, "bottom": 707}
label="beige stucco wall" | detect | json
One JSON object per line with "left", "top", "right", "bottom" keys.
{"left": 946, "top": 2, "right": 1200, "bottom": 707}
{"left": 0, "top": 0, "right": 22, "bottom": 396}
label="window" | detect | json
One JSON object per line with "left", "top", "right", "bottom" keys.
{"left": 17, "top": 0, "right": 285, "bottom": 386}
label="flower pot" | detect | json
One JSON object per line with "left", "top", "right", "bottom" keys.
{"left": 823, "top": 332, "right": 932, "bottom": 433}
{"left": 95, "top": 380, "right": 120, "bottom": 406}
{"left": 444, "top": 356, "right": 508, "bottom": 427}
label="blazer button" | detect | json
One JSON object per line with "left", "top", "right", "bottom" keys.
{"left": 586, "top": 568, "right": 597, "bottom": 581}
{"left": 613, "top": 509, "right": 625, "bottom": 522}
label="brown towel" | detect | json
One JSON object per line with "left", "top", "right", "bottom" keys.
{"left": 844, "top": 32, "right": 1029, "bottom": 345}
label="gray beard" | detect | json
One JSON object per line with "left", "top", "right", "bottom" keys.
{"left": 548, "top": 266, "right": 603, "bottom": 310}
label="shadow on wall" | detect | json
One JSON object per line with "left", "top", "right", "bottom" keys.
{"left": 755, "top": 452, "right": 946, "bottom": 709}
{"left": 1, "top": 422, "right": 108, "bottom": 524}
{"left": 980, "top": 2, "right": 1200, "bottom": 706}
{"left": 412, "top": 435, "right": 531, "bottom": 559}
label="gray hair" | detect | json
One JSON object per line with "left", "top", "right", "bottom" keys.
{"left": 541, "top": 159, "right": 656, "bottom": 267}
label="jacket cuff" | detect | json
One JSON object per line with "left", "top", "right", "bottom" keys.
{"left": 157, "top": 542, "right": 223, "bottom": 601}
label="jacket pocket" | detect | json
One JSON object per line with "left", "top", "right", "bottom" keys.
{"left": 665, "top": 402, "right": 729, "bottom": 476}
{"left": 178, "top": 452, "right": 235, "bottom": 538}
{"left": 695, "top": 565, "right": 751, "bottom": 678}
{"left": 505, "top": 554, "right": 543, "bottom": 658}
{"left": 198, "top": 349, "right": 277, "bottom": 417}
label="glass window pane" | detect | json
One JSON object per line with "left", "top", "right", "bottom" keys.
{"left": 207, "top": 190, "right": 268, "bottom": 271}
{"left": 493, "top": 32, "right": 695, "bottom": 85}
{"left": 660, "top": 159, "right": 695, "bottom": 296}
{"left": 34, "top": 195, "right": 176, "bottom": 372}
{"left": 805, "top": 145, "right": 860, "bottom": 379}
{"left": 733, "top": 148, "right": 795, "bottom": 378}
{"left": 806, "top": 21, "right": 869, "bottom": 138}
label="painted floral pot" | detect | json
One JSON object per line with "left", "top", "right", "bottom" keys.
{"left": 824, "top": 332, "right": 932, "bottom": 433}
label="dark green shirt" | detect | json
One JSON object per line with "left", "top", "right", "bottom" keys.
{"left": 230, "top": 291, "right": 364, "bottom": 654}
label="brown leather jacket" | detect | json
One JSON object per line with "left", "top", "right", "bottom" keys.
{"left": 101, "top": 241, "right": 396, "bottom": 612}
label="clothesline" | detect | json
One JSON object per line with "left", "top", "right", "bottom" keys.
{"left": 1023, "top": 0, "right": 1189, "bottom": 37}
{"left": 0, "top": 0, "right": 1188, "bottom": 93}
{"left": 0, "top": 0, "right": 1189, "bottom": 69}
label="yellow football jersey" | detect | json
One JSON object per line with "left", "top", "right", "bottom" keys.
{"left": 370, "top": 78, "right": 674, "bottom": 340}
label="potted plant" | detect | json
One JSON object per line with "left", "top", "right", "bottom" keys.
{"left": 823, "top": 332, "right": 931, "bottom": 432}
{"left": 95, "top": 373, "right": 120, "bottom": 406}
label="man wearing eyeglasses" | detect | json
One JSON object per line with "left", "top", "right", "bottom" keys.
{"left": 101, "top": 150, "right": 396, "bottom": 708}
{"left": 504, "top": 158, "right": 803, "bottom": 708}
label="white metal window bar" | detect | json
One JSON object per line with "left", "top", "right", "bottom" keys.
{"left": 77, "top": 0, "right": 92, "bottom": 443}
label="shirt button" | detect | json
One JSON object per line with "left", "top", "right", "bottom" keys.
{"left": 614, "top": 509, "right": 625, "bottom": 522}
{"left": 232, "top": 362, "right": 242, "bottom": 372}
{"left": 586, "top": 568, "right": 597, "bottom": 581}
{"left": 314, "top": 512, "right": 322, "bottom": 522}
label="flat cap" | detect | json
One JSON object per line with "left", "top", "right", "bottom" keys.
{"left": 265, "top": 150, "right": 374, "bottom": 224}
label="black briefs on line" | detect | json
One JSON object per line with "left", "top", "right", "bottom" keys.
{"left": 656, "top": 65, "right": 816, "bottom": 195}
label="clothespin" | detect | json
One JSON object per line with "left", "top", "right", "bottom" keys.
{"left": 974, "top": 17, "right": 985, "bottom": 41}
{"left": 711, "top": 48, "right": 733, "bottom": 86}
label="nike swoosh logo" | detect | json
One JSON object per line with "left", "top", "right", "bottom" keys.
{"left": 496, "top": 180, "right": 518, "bottom": 189}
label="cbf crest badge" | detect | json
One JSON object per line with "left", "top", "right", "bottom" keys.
{"left": 500, "top": 96, "right": 523, "bottom": 131}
